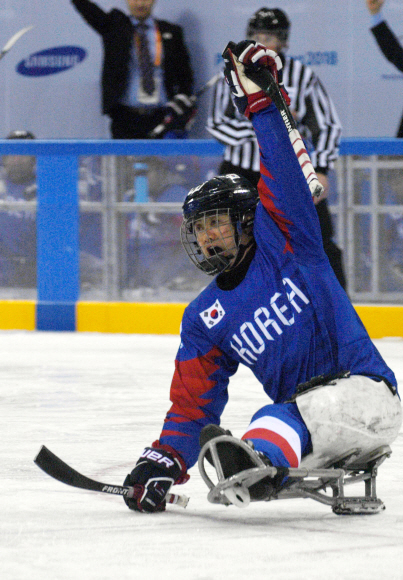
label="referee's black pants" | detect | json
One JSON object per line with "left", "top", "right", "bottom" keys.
{"left": 109, "top": 105, "right": 166, "bottom": 139}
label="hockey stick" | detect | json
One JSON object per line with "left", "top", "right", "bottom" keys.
{"left": 0, "top": 25, "right": 34, "bottom": 62}
{"left": 34, "top": 445, "right": 189, "bottom": 508}
{"left": 224, "top": 42, "right": 323, "bottom": 198}
{"left": 194, "top": 72, "right": 222, "bottom": 97}
{"left": 148, "top": 73, "right": 221, "bottom": 138}
{"left": 246, "top": 66, "right": 323, "bottom": 198}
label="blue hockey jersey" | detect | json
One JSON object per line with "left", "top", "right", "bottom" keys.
{"left": 159, "top": 104, "right": 397, "bottom": 469}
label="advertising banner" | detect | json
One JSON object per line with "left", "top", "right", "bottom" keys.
{"left": 0, "top": 0, "right": 402, "bottom": 138}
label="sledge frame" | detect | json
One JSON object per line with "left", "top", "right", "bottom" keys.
{"left": 198, "top": 435, "right": 392, "bottom": 515}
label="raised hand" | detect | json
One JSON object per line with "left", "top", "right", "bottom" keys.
{"left": 366, "top": 0, "right": 385, "bottom": 15}
{"left": 222, "top": 40, "right": 289, "bottom": 118}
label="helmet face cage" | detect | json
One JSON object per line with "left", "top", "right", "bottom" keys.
{"left": 181, "top": 174, "right": 259, "bottom": 275}
{"left": 181, "top": 207, "right": 250, "bottom": 276}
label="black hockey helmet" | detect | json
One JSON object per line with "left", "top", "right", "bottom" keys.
{"left": 247, "top": 8, "right": 291, "bottom": 43}
{"left": 6, "top": 130, "right": 35, "bottom": 140}
{"left": 181, "top": 174, "right": 259, "bottom": 275}
{"left": 3, "top": 130, "right": 36, "bottom": 186}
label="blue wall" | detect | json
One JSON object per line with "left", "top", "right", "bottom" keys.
{"left": 1, "top": 137, "right": 403, "bottom": 329}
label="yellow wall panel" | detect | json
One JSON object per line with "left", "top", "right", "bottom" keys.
{"left": 354, "top": 305, "right": 403, "bottom": 339}
{"left": 76, "top": 302, "right": 403, "bottom": 338}
{"left": 0, "top": 301, "right": 36, "bottom": 330}
{"left": 76, "top": 302, "right": 186, "bottom": 334}
{"left": 1, "top": 301, "right": 402, "bottom": 339}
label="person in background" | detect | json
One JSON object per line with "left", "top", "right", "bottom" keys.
{"left": 207, "top": 7, "right": 346, "bottom": 291}
{"left": 0, "top": 130, "right": 37, "bottom": 288}
{"left": 366, "top": 0, "right": 403, "bottom": 137}
{"left": 71, "top": 0, "right": 195, "bottom": 139}
{"left": 364, "top": 0, "right": 403, "bottom": 289}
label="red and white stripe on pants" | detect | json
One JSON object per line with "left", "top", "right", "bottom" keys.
{"left": 242, "top": 415, "right": 302, "bottom": 467}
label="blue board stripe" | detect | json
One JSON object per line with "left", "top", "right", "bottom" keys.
{"left": 36, "top": 155, "right": 79, "bottom": 330}
{"left": 36, "top": 302, "right": 76, "bottom": 331}
{"left": 36, "top": 155, "right": 79, "bottom": 304}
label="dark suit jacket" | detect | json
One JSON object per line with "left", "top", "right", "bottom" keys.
{"left": 371, "top": 20, "right": 403, "bottom": 136}
{"left": 72, "top": 0, "right": 194, "bottom": 114}
{"left": 371, "top": 20, "right": 403, "bottom": 72}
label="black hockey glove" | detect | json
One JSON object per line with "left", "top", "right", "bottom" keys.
{"left": 149, "top": 93, "right": 197, "bottom": 137}
{"left": 123, "top": 444, "right": 188, "bottom": 513}
{"left": 222, "top": 40, "right": 289, "bottom": 118}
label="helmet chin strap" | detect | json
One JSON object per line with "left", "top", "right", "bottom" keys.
{"left": 199, "top": 253, "right": 232, "bottom": 274}
{"left": 223, "top": 238, "right": 254, "bottom": 272}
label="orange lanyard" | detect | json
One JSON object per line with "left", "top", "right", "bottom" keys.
{"left": 135, "top": 24, "right": 162, "bottom": 67}
{"left": 154, "top": 26, "right": 162, "bottom": 67}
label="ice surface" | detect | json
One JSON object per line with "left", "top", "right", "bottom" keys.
{"left": 1, "top": 331, "right": 402, "bottom": 580}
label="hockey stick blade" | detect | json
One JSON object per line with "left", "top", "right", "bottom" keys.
{"left": 0, "top": 25, "right": 34, "bottom": 61}
{"left": 34, "top": 445, "right": 189, "bottom": 508}
{"left": 243, "top": 65, "right": 324, "bottom": 198}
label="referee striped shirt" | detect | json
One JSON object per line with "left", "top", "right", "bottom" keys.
{"left": 207, "top": 56, "right": 342, "bottom": 174}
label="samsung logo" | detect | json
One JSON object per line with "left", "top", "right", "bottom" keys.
{"left": 17, "top": 46, "right": 86, "bottom": 76}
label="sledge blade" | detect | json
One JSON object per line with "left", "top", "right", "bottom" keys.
{"left": 332, "top": 497, "right": 385, "bottom": 515}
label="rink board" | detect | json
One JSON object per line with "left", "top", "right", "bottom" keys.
{"left": 0, "top": 301, "right": 36, "bottom": 331}
{"left": 0, "top": 301, "right": 402, "bottom": 339}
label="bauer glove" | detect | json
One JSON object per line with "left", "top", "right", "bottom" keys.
{"left": 149, "top": 94, "right": 197, "bottom": 137}
{"left": 123, "top": 443, "right": 188, "bottom": 513}
{"left": 222, "top": 40, "right": 290, "bottom": 118}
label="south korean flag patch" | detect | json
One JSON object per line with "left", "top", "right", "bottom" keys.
{"left": 200, "top": 299, "right": 225, "bottom": 328}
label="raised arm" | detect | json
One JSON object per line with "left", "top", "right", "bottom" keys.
{"left": 71, "top": 0, "right": 110, "bottom": 34}
{"left": 371, "top": 22, "right": 403, "bottom": 72}
{"left": 222, "top": 40, "right": 324, "bottom": 258}
{"left": 365, "top": 0, "right": 403, "bottom": 72}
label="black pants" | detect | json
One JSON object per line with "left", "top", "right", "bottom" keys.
{"left": 397, "top": 114, "right": 403, "bottom": 138}
{"left": 109, "top": 105, "right": 166, "bottom": 139}
{"left": 219, "top": 160, "right": 347, "bottom": 291}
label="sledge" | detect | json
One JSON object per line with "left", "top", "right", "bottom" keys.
{"left": 198, "top": 434, "right": 392, "bottom": 515}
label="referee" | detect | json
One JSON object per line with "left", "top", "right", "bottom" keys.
{"left": 207, "top": 8, "right": 346, "bottom": 290}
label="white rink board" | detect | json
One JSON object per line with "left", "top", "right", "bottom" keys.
{"left": 1, "top": 331, "right": 402, "bottom": 580}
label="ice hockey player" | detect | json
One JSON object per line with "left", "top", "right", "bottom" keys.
{"left": 123, "top": 40, "right": 402, "bottom": 512}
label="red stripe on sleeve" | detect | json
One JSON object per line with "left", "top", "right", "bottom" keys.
{"left": 160, "top": 430, "right": 191, "bottom": 438}
{"left": 257, "top": 175, "right": 294, "bottom": 254}
{"left": 166, "top": 346, "right": 222, "bottom": 422}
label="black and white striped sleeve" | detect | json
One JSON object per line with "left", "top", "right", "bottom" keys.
{"left": 206, "top": 73, "right": 256, "bottom": 146}
{"left": 284, "top": 58, "right": 342, "bottom": 173}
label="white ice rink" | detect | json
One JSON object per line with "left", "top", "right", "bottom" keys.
{"left": 1, "top": 331, "right": 403, "bottom": 580}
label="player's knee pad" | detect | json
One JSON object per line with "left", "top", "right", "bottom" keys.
{"left": 294, "top": 374, "right": 402, "bottom": 468}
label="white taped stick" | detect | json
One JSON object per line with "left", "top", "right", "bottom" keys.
{"left": 126, "top": 485, "right": 189, "bottom": 508}
{"left": 289, "top": 129, "right": 324, "bottom": 197}
{"left": 166, "top": 492, "right": 190, "bottom": 508}
{"left": 238, "top": 59, "right": 324, "bottom": 198}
